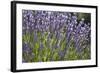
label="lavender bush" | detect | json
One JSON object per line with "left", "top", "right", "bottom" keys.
{"left": 22, "top": 10, "right": 91, "bottom": 62}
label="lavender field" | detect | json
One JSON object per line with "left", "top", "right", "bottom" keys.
{"left": 22, "top": 10, "right": 91, "bottom": 63}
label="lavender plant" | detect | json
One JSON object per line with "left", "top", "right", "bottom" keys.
{"left": 22, "top": 10, "right": 91, "bottom": 62}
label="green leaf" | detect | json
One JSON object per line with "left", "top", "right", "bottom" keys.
{"left": 34, "top": 42, "right": 39, "bottom": 49}
{"left": 43, "top": 56, "right": 47, "bottom": 61}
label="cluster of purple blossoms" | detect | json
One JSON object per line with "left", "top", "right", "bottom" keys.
{"left": 22, "top": 10, "right": 91, "bottom": 62}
